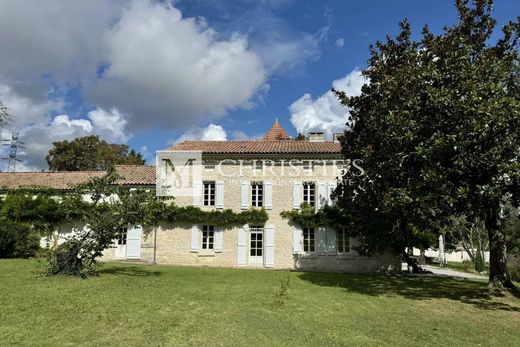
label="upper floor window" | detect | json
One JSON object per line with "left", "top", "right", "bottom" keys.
{"left": 203, "top": 181, "right": 215, "bottom": 206}
{"left": 303, "top": 182, "right": 315, "bottom": 207}
{"left": 251, "top": 181, "right": 263, "bottom": 207}
{"left": 303, "top": 227, "right": 315, "bottom": 252}
{"left": 202, "top": 225, "right": 214, "bottom": 250}
{"left": 337, "top": 228, "right": 351, "bottom": 253}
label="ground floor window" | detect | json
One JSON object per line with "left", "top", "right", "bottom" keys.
{"left": 202, "top": 225, "right": 214, "bottom": 249}
{"left": 250, "top": 226, "right": 263, "bottom": 257}
{"left": 303, "top": 227, "right": 315, "bottom": 252}
{"left": 336, "top": 228, "right": 350, "bottom": 253}
{"left": 117, "top": 227, "right": 127, "bottom": 245}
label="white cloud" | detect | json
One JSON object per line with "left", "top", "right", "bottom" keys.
{"left": 171, "top": 123, "right": 228, "bottom": 145}
{"left": 335, "top": 38, "right": 344, "bottom": 48}
{"left": 231, "top": 130, "right": 263, "bottom": 140}
{"left": 227, "top": 8, "right": 322, "bottom": 75}
{"left": 89, "top": 1, "right": 267, "bottom": 131}
{"left": 289, "top": 69, "right": 366, "bottom": 139}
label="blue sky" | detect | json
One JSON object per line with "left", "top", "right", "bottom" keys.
{"left": 0, "top": 0, "right": 518, "bottom": 170}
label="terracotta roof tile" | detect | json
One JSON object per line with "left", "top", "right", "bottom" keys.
{"left": 166, "top": 140, "right": 341, "bottom": 154}
{"left": 0, "top": 165, "right": 155, "bottom": 190}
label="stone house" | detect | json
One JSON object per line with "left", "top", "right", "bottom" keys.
{"left": 0, "top": 122, "right": 400, "bottom": 272}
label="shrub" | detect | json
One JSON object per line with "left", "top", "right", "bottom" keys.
{"left": 273, "top": 271, "right": 291, "bottom": 307}
{"left": 0, "top": 220, "right": 40, "bottom": 258}
{"left": 475, "top": 250, "right": 485, "bottom": 273}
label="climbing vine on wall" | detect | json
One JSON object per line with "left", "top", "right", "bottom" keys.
{"left": 280, "top": 203, "right": 349, "bottom": 229}
{"left": 163, "top": 205, "right": 268, "bottom": 227}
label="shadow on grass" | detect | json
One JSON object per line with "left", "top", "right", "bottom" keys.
{"left": 98, "top": 265, "right": 162, "bottom": 277}
{"left": 298, "top": 272, "right": 520, "bottom": 312}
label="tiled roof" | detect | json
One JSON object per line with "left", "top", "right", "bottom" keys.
{"left": 167, "top": 140, "right": 342, "bottom": 154}
{"left": 263, "top": 120, "right": 291, "bottom": 140}
{"left": 0, "top": 165, "right": 155, "bottom": 190}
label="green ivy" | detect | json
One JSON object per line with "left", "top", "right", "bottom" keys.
{"left": 280, "top": 203, "right": 349, "bottom": 229}
{"left": 163, "top": 205, "right": 268, "bottom": 227}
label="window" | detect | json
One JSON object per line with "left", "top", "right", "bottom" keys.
{"left": 203, "top": 181, "right": 215, "bottom": 206}
{"left": 250, "top": 226, "right": 263, "bottom": 257}
{"left": 117, "top": 227, "right": 127, "bottom": 246}
{"left": 303, "top": 182, "right": 315, "bottom": 207}
{"left": 303, "top": 227, "right": 315, "bottom": 252}
{"left": 202, "top": 225, "right": 214, "bottom": 250}
{"left": 251, "top": 181, "right": 263, "bottom": 207}
{"left": 337, "top": 228, "right": 350, "bottom": 253}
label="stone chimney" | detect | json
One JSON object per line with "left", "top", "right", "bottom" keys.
{"left": 308, "top": 132, "right": 325, "bottom": 142}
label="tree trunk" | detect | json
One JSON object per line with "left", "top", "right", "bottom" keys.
{"left": 402, "top": 251, "right": 424, "bottom": 273}
{"left": 485, "top": 207, "right": 517, "bottom": 291}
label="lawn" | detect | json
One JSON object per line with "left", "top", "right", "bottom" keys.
{"left": 1, "top": 260, "right": 520, "bottom": 346}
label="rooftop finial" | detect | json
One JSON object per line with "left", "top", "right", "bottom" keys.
{"left": 275, "top": 117, "right": 278, "bottom": 123}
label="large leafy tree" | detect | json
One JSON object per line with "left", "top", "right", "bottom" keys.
{"left": 335, "top": 0, "right": 520, "bottom": 289}
{"left": 46, "top": 135, "right": 145, "bottom": 171}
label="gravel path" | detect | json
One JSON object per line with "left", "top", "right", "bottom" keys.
{"left": 402, "top": 263, "right": 487, "bottom": 280}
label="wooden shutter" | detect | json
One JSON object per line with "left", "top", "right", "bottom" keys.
{"left": 292, "top": 226, "right": 303, "bottom": 254}
{"left": 264, "top": 180, "right": 273, "bottom": 210}
{"left": 237, "top": 226, "right": 247, "bottom": 266}
{"left": 292, "top": 181, "right": 302, "bottom": 209}
{"left": 215, "top": 227, "right": 223, "bottom": 253}
{"left": 265, "top": 224, "right": 275, "bottom": 268}
{"left": 317, "top": 226, "right": 327, "bottom": 255}
{"left": 216, "top": 181, "right": 224, "bottom": 209}
{"left": 327, "top": 227, "right": 337, "bottom": 254}
{"left": 240, "top": 180, "right": 249, "bottom": 210}
{"left": 193, "top": 180, "right": 202, "bottom": 207}
{"left": 191, "top": 225, "right": 199, "bottom": 252}
{"left": 317, "top": 181, "right": 327, "bottom": 208}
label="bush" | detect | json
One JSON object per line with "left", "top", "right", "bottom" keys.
{"left": 462, "top": 260, "right": 473, "bottom": 272}
{"left": 0, "top": 220, "right": 40, "bottom": 258}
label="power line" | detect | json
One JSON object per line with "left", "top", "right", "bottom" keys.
{"left": 2, "top": 132, "right": 24, "bottom": 172}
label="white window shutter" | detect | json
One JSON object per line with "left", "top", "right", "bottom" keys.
{"left": 240, "top": 180, "right": 249, "bottom": 210}
{"left": 292, "top": 181, "right": 302, "bottom": 209}
{"left": 292, "top": 226, "right": 303, "bottom": 254}
{"left": 327, "top": 228, "right": 337, "bottom": 254}
{"left": 264, "top": 180, "right": 273, "bottom": 210}
{"left": 317, "top": 181, "right": 327, "bottom": 208}
{"left": 317, "top": 227, "right": 327, "bottom": 255}
{"left": 191, "top": 225, "right": 199, "bottom": 252}
{"left": 193, "top": 180, "right": 202, "bottom": 207}
{"left": 237, "top": 226, "right": 247, "bottom": 266}
{"left": 265, "top": 224, "right": 275, "bottom": 268}
{"left": 327, "top": 181, "right": 337, "bottom": 206}
{"left": 216, "top": 181, "right": 224, "bottom": 209}
{"left": 215, "top": 227, "right": 223, "bottom": 253}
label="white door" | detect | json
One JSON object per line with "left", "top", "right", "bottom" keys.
{"left": 249, "top": 226, "right": 264, "bottom": 265}
{"left": 126, "top": 225, "right": 142, "bottom": 259}
{"left": 114, "top": 227, "right": 127, "bottom": 259}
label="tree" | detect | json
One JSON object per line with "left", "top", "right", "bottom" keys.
{"left": 46, "top": 135, "right": 145, "bottom": 171}
{"left": 46, "top": 168, "right": 161, "bottom": 276}
{"left": 443, "top": 215, "right": 488, "bottom": 266}
{"left": 335, "top": 0, "right": 520, "bottom": 289}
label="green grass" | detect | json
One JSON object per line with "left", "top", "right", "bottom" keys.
{"left": 1, "top": 260, "right": 520, "bottom": 346}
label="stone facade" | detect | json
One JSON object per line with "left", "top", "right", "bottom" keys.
{"left": 149, "top": 155, "right": 401, "bottom": 272}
